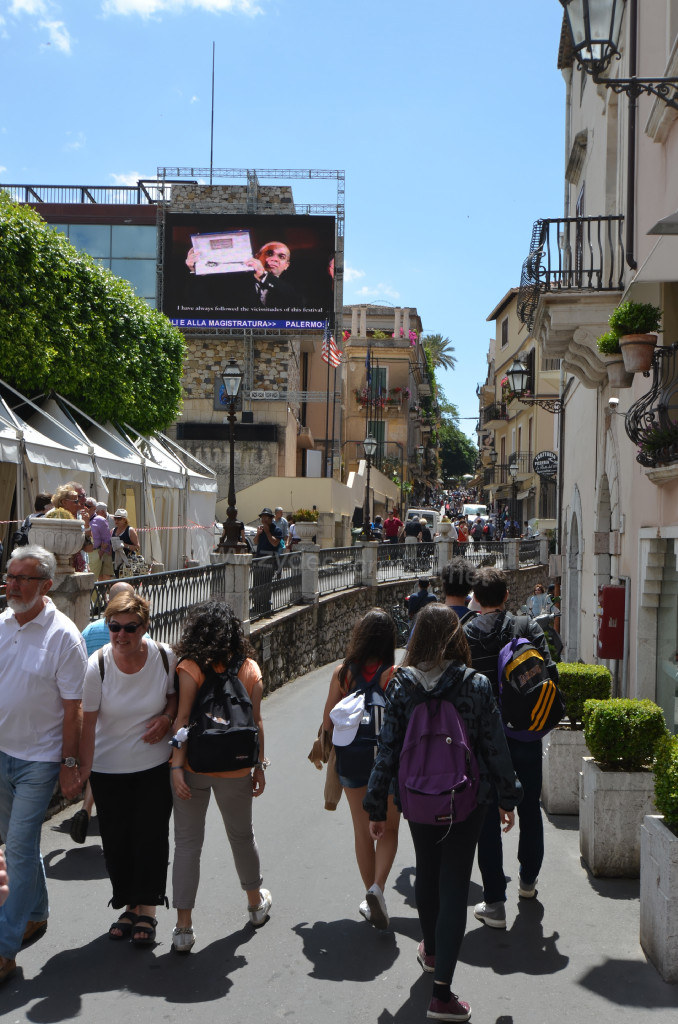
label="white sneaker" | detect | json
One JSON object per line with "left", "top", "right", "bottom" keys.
{"left": 248, "top": 888, "right": 272, "bottom": 928}
{"left": 365, "top": 884, "right": 389, "bottom": 930}
{"left": 172, "top": 926, "right": 195, "bottom": 953}
{"left": 473, "top": 900, "right": 507, "bottom": 929}
{"left": 518, "top": 876, "right": 538, "bottom": 899}
{"left": 359, "top": 899, "right": 371, "bottom": 923}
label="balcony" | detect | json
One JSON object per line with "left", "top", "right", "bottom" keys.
{"left": 516, "top": 216, "right": 625, "bottom": 390}
{"left": 480, "top": 402, "right": 508, "bottom": 429}
{"left": 625, "top": 342, "right": 678, "bottom": 473}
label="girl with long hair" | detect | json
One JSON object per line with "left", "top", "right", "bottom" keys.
{"left": 364, "top": 604, "right": 520, "bottom": 1022}
{"left": 322, "top": 607, "right": 399, "bottom": 929}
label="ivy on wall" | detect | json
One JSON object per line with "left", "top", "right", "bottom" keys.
{"left": 0, "top": 192, "right": 185, "bottom": 433}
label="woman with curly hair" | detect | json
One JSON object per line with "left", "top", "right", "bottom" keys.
{"left": 364, "top": 604, "right": 521, "bottom": 1022}
{"left": 322, "top": 607, "right": 399, "bottom": 930}
{"left": 169, "top": 601, "right": 270, "bottom": 953}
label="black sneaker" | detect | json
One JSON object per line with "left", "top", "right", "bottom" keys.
{"left": 69, "top": 808, "right": 90, "bottom": 844}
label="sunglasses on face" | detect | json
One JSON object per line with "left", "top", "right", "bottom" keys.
{"left": 108, "top": 621, "right": 143, "bottom": 634}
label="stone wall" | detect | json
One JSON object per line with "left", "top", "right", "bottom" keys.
{"left": 180, "top": 438, "right": 279, "bottom": 501}
{"left": 169, "top": 183, "right": 295, "bottom": 214}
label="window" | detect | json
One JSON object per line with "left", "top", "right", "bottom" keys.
{"left": 57, "top": 222, "right": 158, "bottom": 304}
{"left": 501, "top": 317, "right": 509, "bottom": 348}
{"left": 369, "top": 366, "right": 387, "bottom": 400}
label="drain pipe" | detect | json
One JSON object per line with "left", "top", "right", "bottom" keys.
{"left": 620, "top": 574, "right": 631, "bottom": 697}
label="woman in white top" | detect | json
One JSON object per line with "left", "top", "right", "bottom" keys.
{"left": 79, "top": 592, "right": 177, "bottom": 946}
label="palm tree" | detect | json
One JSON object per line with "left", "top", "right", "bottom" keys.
{"left": 422, "top": 333, "right": 456, "bottom": 372}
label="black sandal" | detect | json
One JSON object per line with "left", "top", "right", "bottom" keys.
{"left": 109, "top": 912, "right": 138, "bottom": 940}
{"left": 132, "top": 915, "right": 158, "bottom": 947}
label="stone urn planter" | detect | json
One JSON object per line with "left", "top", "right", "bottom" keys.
{"left": 640, "top": 815, "right": 678, "bottom": 983}
{"left": 541, "top": 728, "right": 590, "bottom": 815}
{"left": 438, "top": 521, "right": 453, "bottom": 537}
{"left": 29, "top": 517, "right": 85, "bottom": 575}
{"left": 579, "top": 757, "right": 657, "bottom": 877}
{"left": 605, "top": 356, "right": 633, "bottom": 389}
{"left": 294, "top": 521, "right": 317, "bottom": 543}
{"left": 619, "top": 333, "right": 658, "bottom": 374}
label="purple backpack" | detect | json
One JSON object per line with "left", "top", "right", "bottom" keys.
{"left": 398, "top": 678, "right": 480, "bottom": 826}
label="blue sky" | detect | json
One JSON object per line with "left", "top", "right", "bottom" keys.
{"left": 0, "top": 0, "right": 567, "bottom": 439}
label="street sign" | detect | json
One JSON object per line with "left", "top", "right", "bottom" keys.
{"left": 533, "top": 450, "right": 558, "bottom": 476}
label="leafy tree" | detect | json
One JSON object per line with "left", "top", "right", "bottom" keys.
{"left": 422, "top": 333, "right": 457, "bottom": 372}
{"left": 439, "top": 419, "right": 478, "bottom": 477}
{"left": 0, "top": 192, "right": 185, "bottom": 433}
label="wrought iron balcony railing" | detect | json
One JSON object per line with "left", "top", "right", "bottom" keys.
{"left": 625, "top": 342, "right": 678, "bottom": 468}
{"left": 480, "top": 402, "right": 508, "bottom": 427}
{"left": 517, "top": 215, "right": 625, "bottom": 332}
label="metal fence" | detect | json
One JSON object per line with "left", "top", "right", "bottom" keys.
{"left": 518, "top": 539, "right": 541, "bottom": 567}
{"left": 457, "top": 541, "right": 509, "bottom": 569}
{"left": 376, "top": 542, "right": 439, "bottom": 582}
{"left": 90, "top": 563, "right": 228, "bottom": 645}
{"left": 318, "top": 547, "right": 362, "bottom": 594}
{"left": 249, "top": 552, "right": 303, "bottom": 622}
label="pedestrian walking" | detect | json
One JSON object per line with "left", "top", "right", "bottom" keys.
{"left": 169, "top": 601, "right": 271, "bottom": 953}
{"left": 322, "top": 608, "right": 400, "bottom": 929}
{"left": 364, "top": 603, "right": 520, "bottom": 1022}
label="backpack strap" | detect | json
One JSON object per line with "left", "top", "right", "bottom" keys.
{"left": 98, "top": 647, "right": 105, "bottom": 681}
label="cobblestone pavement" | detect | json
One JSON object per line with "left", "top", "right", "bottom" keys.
{"left": 2, "top": 660, "right": 678, "bottom": 1023}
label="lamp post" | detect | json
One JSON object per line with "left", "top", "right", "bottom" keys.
{"left": 508, "top": 461, "right": 519, "bottom": 534}
{"left": 506, "top": 358, "right": 563, "bottom": 414}
{"left": 362, "top": 433, "right": 378, "bottom": 540}
{"left": 216, "top": 359, "right": 247, "bottom": 552}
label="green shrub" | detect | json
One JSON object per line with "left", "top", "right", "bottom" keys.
{"left": 558, "top": 663, "right": 612, "bottom": 727}
{"left": 582, "top": 698, "right": 667, "bottom": 770}
{"left": 654, "top": 733, "right": 678, "bottom": 835}
{"left": 608, "top": 300, "right": 662, "bottom": 336}
{"left": 597, "top": 330, "right": 621, "bottom": 354}
{"left": 293, "top": 508, "right": 319, "bottom": 522}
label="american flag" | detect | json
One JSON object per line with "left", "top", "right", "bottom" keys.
{"left": 321, "top": 333, "right": 342, "bottom": 367}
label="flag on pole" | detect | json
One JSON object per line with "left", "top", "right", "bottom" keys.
{"left": 365, "top": 344, "right": 371, "bottom": 386}
{"left": 321, "top": 334, "right": 342, "bottom": 367}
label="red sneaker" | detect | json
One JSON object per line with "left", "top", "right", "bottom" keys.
{"left": 426, "top": 993, "right": 471, "bottom": 1021}
{"left": 417, "top": 940, "right": 435, "bottom": 973}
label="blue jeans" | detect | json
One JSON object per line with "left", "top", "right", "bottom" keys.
{"left": 477, "top": 737, "right": 543, "bottom": 903}
{"left": 0, "top": 753, "right": 60, "bottom": 959}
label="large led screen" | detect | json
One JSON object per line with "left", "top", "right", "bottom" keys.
{"left": 163, "top": 213, "right": 335, "bottom": 330}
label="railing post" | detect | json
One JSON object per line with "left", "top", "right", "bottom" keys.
{"left": 52, "top": 571, "right": 95, "bottom": 631}
{"left": 360, "top": 541, "right": 379, "bottom": 588}
{"left": 301, "top": 545, "right": 320, "bottom": 604}
{"left": 211, "top": 550, "right": 252, "bottom": 634}
{"left": 435, "top": 536, "right": 455, "bottom": 569}
{"left": 507, "top": 539, "right": 520, "bottom": 571}
{"left": 539, "top": 538, "right": 550, "bottom": 566}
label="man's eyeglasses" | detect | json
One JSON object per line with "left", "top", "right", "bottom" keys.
{"left": 3, "top": 573, "right": 47, "bottom": 585}
{"left": 108, "top": 621, "right": 143, "bottom": 634}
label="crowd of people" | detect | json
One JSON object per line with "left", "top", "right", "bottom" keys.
{"left": 0, "top": 525, "right": 558, "bottom": 1022}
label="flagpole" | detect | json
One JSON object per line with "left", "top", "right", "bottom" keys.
{"left": 323, "top": 325, "right": 331, "bottom": 477}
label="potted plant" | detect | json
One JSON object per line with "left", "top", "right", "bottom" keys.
{"left": 596, "top": 330, "right": 633, "bottom": 388}
{"left": 293, "top": 508, "right": 318, "bottom": 543}
{"left": 541, "top": 663, "right": 611, "bottom": 815}
{"left": 608, "top": 301, "right": 662, "bottom": 374}
{"left": 640, "top": 733, "right": 678, "bottom": 982}
{"left": 636, "top": 423, "right": 678, "bottom": 467}
{"left": 579, "top": 698, "right": 666, "bottom": 876}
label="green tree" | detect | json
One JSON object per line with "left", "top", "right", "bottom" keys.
{"left": 439, "top": 419, "right": 477, "bottom": 477}
{"left": 0, "top": 192, "right": 185, "bottom": 433}
{"left": 422, "top": 333, "right": 457, "bottom": 372}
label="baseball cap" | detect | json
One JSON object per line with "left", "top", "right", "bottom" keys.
{"left": 329, "top": 692, "right": 365, "bottom": 746}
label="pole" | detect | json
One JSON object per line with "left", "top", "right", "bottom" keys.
{"left": 362, "top": 451, "right": 372, "bottom": 540}
{"left": 209, "top": 42, "right": 215, "bottom": 187}
{"left": 216, "top": 397, "right": 246, "bottom": 552}
{"left": 323, "top": 325, "right": 331, "bottom": 476}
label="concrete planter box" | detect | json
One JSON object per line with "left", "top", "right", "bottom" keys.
{"left": 640, "top": 815, "right": 678, "bottom": 983}
{"left": 579, "top": 756, "right": 657, "bottom": 877}
{"left": 542, "top": 728, "right": 589, "bottom": 815}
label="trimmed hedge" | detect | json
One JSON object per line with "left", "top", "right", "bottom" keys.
{"left": 654, "top": 733, "right": 678, "bottom": 835}
{"left": 558, "top": 662, "right": 612, "bottom": 727}
{"left": 583, "top": 698, "right": 667, "bottom": 771}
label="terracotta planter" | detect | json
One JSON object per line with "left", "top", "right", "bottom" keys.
{"left": 619, "top": 333, "right": 658, "bottom": 374}
{"left": 640, "top": 815, "right": 678, "bottom": 983}
{"left": 605, "top": 356, "right": 633, "bottom": 389}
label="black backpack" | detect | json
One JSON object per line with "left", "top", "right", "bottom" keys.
{"left": 186, "top": 656, "right": 260, "bottom": 773}
{"left": 333, "top": 663, "right": 388, "bottom": 781}
{"left": 10, "top": 515, "right": 32, "bottom": 550}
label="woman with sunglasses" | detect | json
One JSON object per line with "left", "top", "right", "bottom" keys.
{"left": 111, "top": 508, "right": 140, "bottom": 578}
{"left": 79, "top": 591, "right": 177, "bottom": 946}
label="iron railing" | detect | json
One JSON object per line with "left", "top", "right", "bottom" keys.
{"left": 625, "top": 341, "right": 678, "bottom": 467}
{"left": 2, "top": 181, "right": 179, "bottom": 205}
{"left": 518, "top": 539, "right": 541, "bottom": 567}
{"left": 376, "top": 542, "right": 439, "bottom": 581}
{"left": 90, "top": 563, "right": 228, "bottom": 645}
{"left": 517, "top": 215, "right": 625, "bottom": 332}
{"left": 455, "top": 541, "right": 510, "bottom": 569}
{"left": 318, "top": 547, "right": 362, "bottom": 594}
{"left": 249, "top": 552, "right": 303, "bottom": 622}
{"left": 480, "top": 402, "right": 508, "bottom": 427}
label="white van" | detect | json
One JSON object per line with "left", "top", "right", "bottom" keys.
{"left": 404, "top": 508, "right": 441, "bottom": 534}
{"left": 462, "top": 503, "right": 489, "bottom": 522}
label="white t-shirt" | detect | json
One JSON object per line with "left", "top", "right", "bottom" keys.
{"left": 83, "top": 640, "right": 177, "bottom": 774}
{"left": 0, "top": 599, "right": 87, "bottom": 763}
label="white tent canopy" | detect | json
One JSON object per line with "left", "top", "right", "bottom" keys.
{"left": 0, "top": 382, "right": 217, "bottom": 569}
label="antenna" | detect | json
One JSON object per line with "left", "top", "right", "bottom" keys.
{"left": 209, "top": 42, "right": 215, "bottom": 186}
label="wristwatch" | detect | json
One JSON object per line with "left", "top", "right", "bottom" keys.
{"left": 61, "top": 757, "right": 80, "bottom": 768}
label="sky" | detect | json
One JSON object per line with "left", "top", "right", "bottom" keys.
{"left": 0, "top": 0, "right": 567, "bottom": 440}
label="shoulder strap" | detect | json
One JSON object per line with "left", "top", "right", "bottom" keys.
{"left": 98, "top": 647, "right": 105, "bottom": 682}
{"left": 157, "top": 642, "right": 170, "bottom": 676}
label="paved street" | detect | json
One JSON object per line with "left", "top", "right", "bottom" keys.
{"left": 3, "top": 660, "right": 678, "bottom": 1023}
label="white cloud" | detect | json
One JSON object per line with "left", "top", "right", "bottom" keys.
{"left": 0, "top": 166, "right": 6, "bottom": 174}
{"left": 40, "top": 19, "right": 71, "bottom": 52}
{"left": 10, "top": 0, "right": 47, "bottom": 13}
{"left": 354, "top": 283, "right": 401, "bottom": 301}
{"left": 110, "top": 171, "right": 145, "bottom": 185}
{"left": 190, "top": 95, "right": 199, "bottom": 103}
{"left": 344, "top": 265, "right": 365, "bottom": 283}
{"left": 63, "top": 131, "right": 85, "bottom": 151}
{"left": 102, "top": 0, "right": 262, "bottom": 17}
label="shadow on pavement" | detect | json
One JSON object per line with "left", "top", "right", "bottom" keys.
{"left": 544, "top": 812, "right": 580, "bottom": 832}
{"left": 392, "top": 865, "right": 417, "bottom": 909}
{"left": 579, "top": 959, "right": 678, "bottom": 1007}
{"left": 580, "top": 862, "right": 640, "bottom": 901}
{"left": 375, "top": 972, "right": 433, "bottom": 1023}
{"left": 292, "top": 918, "right": 399, "bottom": 980}
{"left": 0, "top": 925, "right": 256, "bottom": 1019}
{"left": 459, "top": 898, "right": 569, "bottom": 975}
{"left": 43, "top": 845, "right": 108, "bottom": 882}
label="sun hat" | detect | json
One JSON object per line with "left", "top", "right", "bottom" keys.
{"left": 114, "top": 508, "right": 128, "bottom": 518}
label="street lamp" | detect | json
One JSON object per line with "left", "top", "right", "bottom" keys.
{"left": 506, "top": 358, "right": 563, "bottom": 414}
{"left": 362, "top": 432, "right": 378, "bottom": 540}
{"left": 561, "top": 0, "right": 678, "bottom": 109}
{"left": 216, "top": 359, "right": 247, "bottom": 552}
{"left": 508, "top": 461, "right": 519, "bottom": 534}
